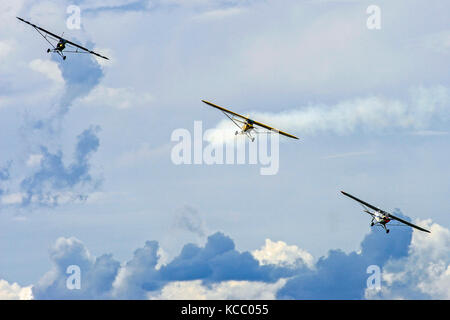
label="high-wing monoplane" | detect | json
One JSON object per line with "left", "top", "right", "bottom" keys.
{"left": 17, "top": 17, "right": 109, "bottom": 61}
{"left": 341, "top": 191, "right": 430, "bottom": 234}
{"left": 202, "top": 100, "right": 299, "bottom": 141}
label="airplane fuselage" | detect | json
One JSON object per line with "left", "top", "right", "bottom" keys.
{"left": 234, "top": 120, "right": 256, "bottom": 141}
{"left": 56, "top": 40, "right": 66, "bottom": 51}
{"left": 47, "top": 40, "right": 68, "bottom": 59}
{"left": 242, "top": 122, "right": 254, "bottom": 132}
{"left": 369, "top": 210, "right": 391, "bottom": 233}
{"left": 373, "top": 211, "right": 390, "bottom": 225}
{"left": 341, "top": 190, "right": 430, "bottom": 234}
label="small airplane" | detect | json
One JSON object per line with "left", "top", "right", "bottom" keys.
{"left": 202, "top": 100, "right": 299, "bottom": 142}
{"left": 16, "top": 17, "right": 109, "bottom": 61}
{"left": 341, "top": 191, "right": 430, "bottom": 234}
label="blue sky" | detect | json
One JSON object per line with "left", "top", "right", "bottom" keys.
{"left": 0, "top": 0, "right": 449, "bottom": 299}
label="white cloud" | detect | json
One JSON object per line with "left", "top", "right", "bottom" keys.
{"left": 155, "top": 247, "right": 170, "bottom": 270}
{"left": 23, "top": 223, "right": 450, "bottom": 299}
{"left": 365, "top": 220, "right": 450, "bottom": 299}
{"left": 79, "top": 85, "right": 153, "bottom": 109}
{"left": 147, "top": 278, "right": 287, "bottom": 300}
{"left": 252, "top": 239, "right": 314, "bottom": 269}
{"left": 410, "top": 220, "right": 450, "bottom": 263}
{"left": 0, "top": 280, "right": 33, "bottom": 300}
{"left": 93, "top": 47, "right": 114, "bottom": 67}
{"left": 1, "top": 193, "right": 25, "bottom": 205}
{"left": 29, "top": 59, "right": 64, "bottom": 84}
{"left": 0, "top": 41, "right": 13, "bottom": 60}
{"left": 0, "top": 1, "right": 25, "bottom": 27}
{"left": 26, "top": 154, "right": 43, "bottom": 167}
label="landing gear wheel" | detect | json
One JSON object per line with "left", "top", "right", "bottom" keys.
{"left": 63, "top": 56, "right": 66, "bottom": 60}
{"left": 386, "top": 229, "right": 390, "bottom": 234}
{"left": 235, "top": 131, "right": 238, "bottom": 135}
{"left": 47, "top": 49, "right": 50, "bottom": 53}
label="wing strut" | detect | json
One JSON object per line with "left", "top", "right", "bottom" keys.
{"left": 33, "top": 26, "right": 57, "bottom": 50}
{"left": 222, "top": 111, "right": 243, "bottom": 131}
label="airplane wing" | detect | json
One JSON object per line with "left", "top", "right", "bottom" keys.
{"left": 17, "top": 17, "right": 62, "bottom": 41}
{"left": 64, "top": 39, "right": 109, "bottom": 60}
{"left": 341, "top": 191, "right": 385, "bottom": 213}
{"left": 387, "top": 213, "right": 431, "bottom": 233}
{"left": 17, "top": 17, "right": 109, "bottom": 60}
{"left": 251, "top": 119, "right": 299, "bottom": 140}
{"left": 341, "top": 191, "right": 431, "bottom": 233}
{"left": 202, "top": 100, "right": 249, "bottom": 120}
{"left": 202, "top": 100, "right": 299, "bottom": 140}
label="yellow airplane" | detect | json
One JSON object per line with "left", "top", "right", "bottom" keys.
{"left": 202, "top": 100, "right": 299, "bottom": 142}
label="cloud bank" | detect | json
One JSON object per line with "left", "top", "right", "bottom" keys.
{"left": 10, "top": 216, "right": 447, "bottom": 299}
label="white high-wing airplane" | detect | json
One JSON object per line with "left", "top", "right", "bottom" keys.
{"left": 341, "top": 191, "right": 430, "bottom": 234}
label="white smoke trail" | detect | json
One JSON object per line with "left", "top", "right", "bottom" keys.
{"left": 207, "top": 86, "right": 449, "bottom": 142}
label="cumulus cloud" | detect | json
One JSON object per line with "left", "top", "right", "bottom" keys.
{"left": 147, "top": 278, "right": 287, "bottom": 300}
{"left": 111, "top": 240, "right": 162, "bottom": 299}
{"left": 159, "top": 233, "right": 295, "bottom": 283}
{"left": 252, "top": 239, "right": 314, "bottom": 269}
{"left": 29, "top": 59, "right": 64, "bottom": 84}
{"left": 0, "top": 280, "right": 33, "bottom": 300}
{"left": 112, "top": 232, "right": 297, "bottom": 299}
{"left": 365, "top": 220, "right": 450, "bottom": 299}
{"left": 33, "top": 237, "right": 120, "bottom": 299}
{"left": 278, "top": 210, "right": 415, "bottom": 299}
{"left": 21, "top": 220, "right": 450, "bottom": 300}
{"left": 32, "top": 232, "right": 297, "bottom": 299}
